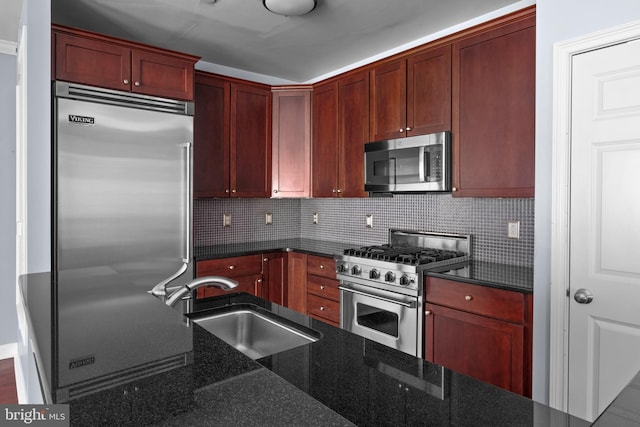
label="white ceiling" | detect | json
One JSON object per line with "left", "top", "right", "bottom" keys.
{"left": 0, "top": 0, "right": 23, "bottom": 45}
{"left": 47, "top": 0, "right": 530, "bottom": 84}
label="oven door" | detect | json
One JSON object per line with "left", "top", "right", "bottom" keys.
{"left": 340, "top": 281, "right": 421, "bottom": 357}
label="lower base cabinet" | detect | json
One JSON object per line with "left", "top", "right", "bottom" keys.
{"left": 306, "top": 255, "right": 340, "bottom": 326}
{"left": 195, "top": 254, "right": 264, "bottom": 299}
{"left": 424, "top": 277, "right": 532, "bottom": 397}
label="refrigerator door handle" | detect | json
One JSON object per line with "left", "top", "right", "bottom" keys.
{"left": 149, "top": 142, "right": 192, "bottom": 299}
{"left": 180, "top": 142, "right": 192, "bottom": 263}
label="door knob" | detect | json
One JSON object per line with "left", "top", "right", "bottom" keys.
{"left": 574, "top": 288, "right": 594, "bottom": 304}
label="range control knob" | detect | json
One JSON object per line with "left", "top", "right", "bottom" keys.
{"left": 337, "top": 263, "right": 348, "bottom": 274}
{"left": 351, "top": 265, "right": 362, "bottom": 276}
{"left": 399, "top": 275, "right": 412, "bottom": 286}
{"left": 369, "top": 269, "right": 380, "bottom": 280}
{"left": 385, "top": 271, "right": 396, "bottom": 282}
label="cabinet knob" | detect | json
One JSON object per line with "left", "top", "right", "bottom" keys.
{"left": 273, "top": 189, "right": 278, "bottom": 193}
{"left": 228, "top": 265, "right": 235, "bottom": 270}
{"left": 425, "top": 310, "right": 432, "bottom": 316}
{"left": 320, "top": 265, "right": 325, "bottom": 269}
{"left": 406, "top": 127, "right": 412, "bottom": 131}
{"left": 332, "top": 189, "right": 336, "bottom": 193}
{"left": 123, "top": 79, "right": 129, "bottom": 85}
{"left": 134, "top": 81, "right": 141, "bottom": 87}
{"left": 465, "top": 295, "right": 473, "bottom": 301}
{"left": 399, "top": 128, "right": 404, "bottom": 132}
{"left": 336, "top": 189, "right": 342, "bottom": 193}
{"left": 320, "top": 306, "right": 326, "bottom": 311}
{"left": 452, "top": 187, "right": 457, "bottom": 192}
{"left": 320, "top": 285, "right": 325, "bottom": 290}
{"left": 257, "top": 279, "right": 262, "bottom": 284}
{"left": 232, "top": 189, "right": 237, "bottom": 193}
{"left": 263, "top": 258, "right": 268, "bottom": 262}
{"left": 225, "top": 189, "right": 230, "bottom": 193}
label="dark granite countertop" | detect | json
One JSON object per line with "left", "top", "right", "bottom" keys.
{"left": 21, "top": 270, "right": 606, "bottom": 426}
{"left": 196, "top": 239, "right": 533, "bottom": 294}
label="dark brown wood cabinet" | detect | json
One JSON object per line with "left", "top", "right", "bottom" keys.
{"left": 452, "top": 15, "right": 535, "bottom": 197}
{"left": 195, "top": 254, "right": 263, "bottom": 299}
{"left": 286, "top": 252, "right": 308, "bottom": 314}
{"left": 271, "top": 88, "right": 312, "bottom": 198}
{"left": 53, "top": 25, "right": 198, "bottom": 101}
{"left": 194, "top": 71, "right": 272, "bottom": 198}
{"left": 424, "top": 277, "right": 532, "bottom": 397}
{"left": 262, "top": 252, "right": 285, "bottom": 304}
{"left": 311, "top": 71, "right": 369, "bottom": 198}
{"left": 369, "top": 45, "right": 452, "bottom": 141}
{"left": 306, "top": 255, "right": 340, "bottom": 326}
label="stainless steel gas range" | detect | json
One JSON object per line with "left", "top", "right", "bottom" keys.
{"left": 335, "top": 230, "right": 472, "bottom": 358}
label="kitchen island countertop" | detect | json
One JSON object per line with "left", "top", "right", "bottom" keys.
{"left": 21, "top": 271, "right": 619, "bottom": 426}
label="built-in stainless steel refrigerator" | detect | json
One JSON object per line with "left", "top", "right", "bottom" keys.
{"left": 52, "top": 81, "right": 195, "bottom": 401}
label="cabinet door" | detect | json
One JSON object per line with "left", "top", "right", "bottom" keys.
{"left": 370, "top": 58, "right": 407, "bottom": 141}
{"left": 338, "top": 71, "right": 369, "bottom": 198}
{"left": 424, "top": 303, "right": 524, "bottom": 395}
{"left": 262, "top": 252, "right": 285, "bottom": 304}
{"left": 271, "top": 89, "right": 311, "bottom": 198}
{"left": 230, "top": 83, "right": 272, "bottom": 197}
{"left": 194, "top": 73, "right": 230, "bottom": 198}
{"left": 131, "top": 49, "right": 195, "bottom": 100}
{"left": 311, "top": 81, "right": 339, "bottom": 197}
{"left": 286, "top": 252, "right": 308, "bottom": 314}
{"left": 54, "top": 32, "right": 131, "bottom": 92}
{"left": 407, "top": 45, "right": 452, "bottom": 136}
{"left": 452, "top": 17, "right": 535, "bottom": 197}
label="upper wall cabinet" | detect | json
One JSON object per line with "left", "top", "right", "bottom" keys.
{"left": 271, "top": 88, "right": 312, "bottom": 198}
{"left": 312, "top": 71, "right": 369, "bottom": 198}
{"left": 194, "top": 71, "right": 272, "bottom": 198}
{"left": 452, "top": 15, "right": 535, "bottom": 197}
{"left": 369, "top": 45, "right": 452, "bottom": 141}
{"left": 52, "top": 25, "right": 199, "bottom": 101}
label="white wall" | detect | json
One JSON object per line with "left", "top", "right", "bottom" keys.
{"left": 533, "top": 0, "right": 640, "bottom": 403}
{"left": 0, "top": 52, "right": 17, "bottom": 347}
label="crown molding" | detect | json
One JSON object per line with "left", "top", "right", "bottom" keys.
{"left": 0, "top": 39, "right": 17, "bottom": 55}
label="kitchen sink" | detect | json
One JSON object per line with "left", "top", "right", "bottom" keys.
{"left": 191, "top": 304, "right": 321, "bottom": 359}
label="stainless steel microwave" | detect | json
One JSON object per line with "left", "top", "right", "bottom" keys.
{"left": 364, "top": 131, "right": 451, "bottom": 193}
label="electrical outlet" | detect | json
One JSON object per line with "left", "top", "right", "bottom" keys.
{"left": 223, "top": 213, "right": 232, "bottom": 227}
{"left": 507, "top": 221, "right": 520, "bottom": 239}
{"left": 265, "top": 212, "right": 273, "bottom": 225}
{"left": 366, "top": 214, "right": 373, "bottom": 228}
{"left": 313, "top": 213, "right": 319, "bottom": 224}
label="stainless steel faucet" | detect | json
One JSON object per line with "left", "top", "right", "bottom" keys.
{"left": 151, "top": 276, "right": 239, "bottom": 308}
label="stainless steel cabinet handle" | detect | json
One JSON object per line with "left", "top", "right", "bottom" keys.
{"left": 574, "top": 288, "right": 594, "bottom": 304}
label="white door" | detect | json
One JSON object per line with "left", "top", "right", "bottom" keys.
{"left": 568, "top": 39, "right": 640, "bottom": 422}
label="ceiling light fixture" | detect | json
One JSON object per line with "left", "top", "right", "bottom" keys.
{"left": 263, "top": 0, "right": 317, "bottom": 16}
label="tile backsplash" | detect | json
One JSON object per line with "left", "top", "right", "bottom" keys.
{"left": 194, "top": 194, "right": 534, "bottom": 267}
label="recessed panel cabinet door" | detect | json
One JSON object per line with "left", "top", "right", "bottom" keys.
{"left": 194, "top": 74, "right": 230, "bottom": 198}
{"left": 131, "top": 49, "right": 194, "bottom": 101}
{"left": 231, "top": 84, "right": 272, "bottom": 198}
{"left": 55, "top": 32, "right": 132, "bottom": 92}
{"left": 370, "top": 59, "right": 407, "bottom": 141}
{"left": 452, "top": 16, "right": 535, "bottom": 197}
{"left": 311, "top": 82, "right": 339, "bottom": 197}
{"left": 424, "top": 303, "right": 524, "bottom": 395}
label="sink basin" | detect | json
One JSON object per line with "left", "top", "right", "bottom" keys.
{"left": 192, "top": 304, "right": 321, "bottom": 359}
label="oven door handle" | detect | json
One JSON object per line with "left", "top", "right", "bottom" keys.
{"left": 339, "top": 286, "right": 416, "bottom": 308}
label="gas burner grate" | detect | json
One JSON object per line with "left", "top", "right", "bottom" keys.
{"left": 343, "top": 245, "right": 467, "bottom": 266}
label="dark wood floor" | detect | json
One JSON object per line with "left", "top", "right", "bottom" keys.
{"left": 0, "top": 358, "right": 19, "bottom": 404}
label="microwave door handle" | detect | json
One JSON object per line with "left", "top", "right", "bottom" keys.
{"left": 419, "top": 147, "right": 429, "bottom": 183}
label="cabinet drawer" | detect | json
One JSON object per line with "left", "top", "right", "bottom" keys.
{"left": 425, "top": 277, "right": 525, "bottom": 323}
{"left": 307, "top": 255, "right": 336, "bottom": 279}
{"left": 307, "top": 294, "right": 340, "bottom": 324}
{"left": 196, "top": 254, "right": 262, "bottom": 278}
{"left": 307, "top": 275, "right": 340, "bottom": 302}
